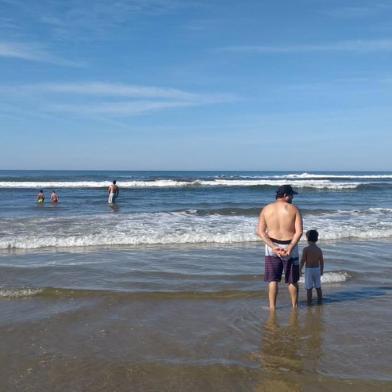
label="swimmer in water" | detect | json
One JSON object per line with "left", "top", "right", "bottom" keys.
{"left": 51, "top": 190, "right": 59, "bottom": 204}
{"left": 108, "top": 180, "right": 119, "bottom": 204}
{"left": 37, "top": 190, "right": 45, "bottom": 204}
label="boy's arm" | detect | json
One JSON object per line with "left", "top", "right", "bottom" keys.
{"left": 320, "top": 250, "right": 324, "bottom": 275}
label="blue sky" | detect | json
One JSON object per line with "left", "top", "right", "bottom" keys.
{"left": 1, "top": 0, "right": 391, "bottom": 170}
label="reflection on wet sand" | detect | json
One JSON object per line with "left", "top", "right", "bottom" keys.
{"left": 254, "top": 307, "right": 324, "bottom": 391}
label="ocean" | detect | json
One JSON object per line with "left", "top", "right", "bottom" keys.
{"left": 0, "top": 170, "right": 391, "bottom": 391}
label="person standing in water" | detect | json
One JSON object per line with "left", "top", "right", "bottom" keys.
{"left": 51, "top": 190, "right": 59, "bottom": 204}
{"left": 108, "top": 180, "right": 119, "bottom": 204}
{"left": 300, "top": 230, "right": 324, "bottom": 305}
{"left": 37, "top": 190, "right": 45, "bottom": 204}
{"left": 257, "top": 185, "right": 303, "bottom": 310}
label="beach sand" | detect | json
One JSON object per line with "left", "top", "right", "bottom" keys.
{"left": 1, "top": 241, "right": 391, "bottom": 391}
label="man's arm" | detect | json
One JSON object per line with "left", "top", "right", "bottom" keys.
{"left": 285, "top": 208, "right": 303, "bottom": 257}
{"left": 300, "top": 248, "right": 306, "bottom": 274}
{"left": 320, "top": 251, "right": 324, "bottom": 276}
{"left": 257, "top": 209, "right": 282, "bottom": 254}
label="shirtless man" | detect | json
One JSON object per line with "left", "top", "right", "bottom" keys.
{"left": 51, "top": 190, "right": 59, "bottom": 203}
{"left": 257, "top": 185, "right": 303, "bottom": 310}
{"left": 108, "top": 180, "right": 119, "bottom": 204}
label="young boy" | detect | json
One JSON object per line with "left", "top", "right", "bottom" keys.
{"left": 300, "top": 230, "right": 324, "bottom": 305}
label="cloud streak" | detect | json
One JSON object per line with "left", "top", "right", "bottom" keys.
{"left": 47, "top": 100, "right": 197, "bottom": 116}
{"left": 324, "top": 3, "right": 392, "bottom": 19}
{"left": 0, "top": 41, "right": 83, "bottom": 66}
{"left": 13, "top": 83, "right": 203, "bottom": 100}
{"left": 220, "top": 39, "right": 392, "bottom": 54}
{"left": 0, "top": 82, "right": 235, "bottom": 101}
{"left": 1, "top": 0, "right": 201, "bottom": 41}
{"left": 0, "top": 81, "right": 236, "bottom": 117}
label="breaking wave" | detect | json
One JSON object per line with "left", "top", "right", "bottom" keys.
{"left": 0, "top": 179, "right": 363, "bottom": 190}
{"left": 1, "top": 207, "right": 392, "bottom": 250}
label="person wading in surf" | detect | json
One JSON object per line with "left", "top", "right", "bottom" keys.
{"left": 257, "top": 185, "right": 303, "bottom": 310}
{"left": 108, "top": 180, "right": 119, "bottom": 204}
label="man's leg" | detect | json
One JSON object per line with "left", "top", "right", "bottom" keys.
{"left": 268, "top": 281, "right": 278, "bottom": 310}
{"left": 316, "top": 288, "right": 322, "bottom": 304}
{"left": 284, "top": 257, "right": 299, "bottom": 308}
{"left": 288, "top": 283, "right": 298, "bottom": 308}
{"left": 306, "top": 288, "right": 313, "bottom": 305}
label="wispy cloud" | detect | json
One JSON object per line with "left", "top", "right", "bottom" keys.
{"left": 0, "top": 82, "right": 235, "bottom": 101}
{"left": 11, "top": 83, "right": 202, "bottom": 100}
{"left": 324, "top": 3, "right": 392, "bottom": 19}
{"left": 220, "top": 39, "right": 392, "bottom": 54}
{"left": 47, "top": 100, "right": 197, "bottom": 115}
{"left": 0, "top": 81, "right": 236, "bottom": 117}
{"left": 1, "top": 0, "right": 202, "bottom": 40}
{"left": 0, "top": 41, "right": 83, "bottom": 66}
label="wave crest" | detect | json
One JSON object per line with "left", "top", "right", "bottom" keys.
{"left": 0, "top": 179, "right": 361, "bottom": 190}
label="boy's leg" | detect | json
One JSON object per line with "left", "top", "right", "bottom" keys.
{"left": 268, "top": 281, "right": 278, "bottom": 310}
{"left": 316, "top": 288, "right": 323, "bottom": 304}
{"left": 306, "top": 288, "right": 313, "bottom": 305}
{"left": 288, "top": 283, "right": 298, "bottom": 308}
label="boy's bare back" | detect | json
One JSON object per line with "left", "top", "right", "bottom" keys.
{"left": 301, "top": 244, "right": 323, "bottom": 268}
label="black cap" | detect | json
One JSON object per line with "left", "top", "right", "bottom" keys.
{"left": 276, "top": 184, "right": 298, "bottom": 197}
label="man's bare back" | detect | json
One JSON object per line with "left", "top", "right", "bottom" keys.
{"left": 261, "top": 201, "right": 299, "bottom": 240}
{"left": 108, "top": 184, "right": 118, "bottom": 194}
{"left": 257, "top": 199, "right": 302, "bottom": 257}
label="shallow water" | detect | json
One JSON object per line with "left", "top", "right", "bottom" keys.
{"left": 1, "top": 241, "right": 391, "bottom": 391}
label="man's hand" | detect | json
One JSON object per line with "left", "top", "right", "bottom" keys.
{"left": 272, "top": 247, "right": 285, "bottom": 256}
{"left": 281, "top": 245, "right": 294, "bottom": 257}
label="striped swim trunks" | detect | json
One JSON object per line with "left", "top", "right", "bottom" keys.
{"left": 264, "top": 238, "right": 300, "bottom": 284}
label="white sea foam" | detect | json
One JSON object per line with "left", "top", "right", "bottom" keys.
{"left": 283, "top": 172, "right": 392, "bottom": 179}
{"left": 0, "top": 288, "right": 43, "bottom": 298}
{"left": 1, "top": 207, "right": 392, "bottom": 249}
{"left": 299, "top": 271, "right": 350, "bottom": 285}
{"left": 0, "top": 179, "right": 361, "bottom": 189}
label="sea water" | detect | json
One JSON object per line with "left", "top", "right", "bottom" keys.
{"left": 0, "top": 171, "right": 391, "bottom": 391}
{"left": 1, "top": 170, "right": 392, "bottom": 249}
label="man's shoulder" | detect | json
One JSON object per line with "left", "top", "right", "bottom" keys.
{"left": 262, "top": 201, "right": 301, "bottom": 213}
{"left": 262, "top": 202, "right": 277, "bottom": 212}
{"left": 288, "top": 203, "right": 301, "bottom": 214}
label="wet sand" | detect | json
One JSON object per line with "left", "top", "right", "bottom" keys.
{"left": 1, "top": 241, "right": 391, "bottom": 391}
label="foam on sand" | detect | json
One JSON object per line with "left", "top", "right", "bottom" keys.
{"left": 0, "top": 287, "right": 43, "bottom": 298}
